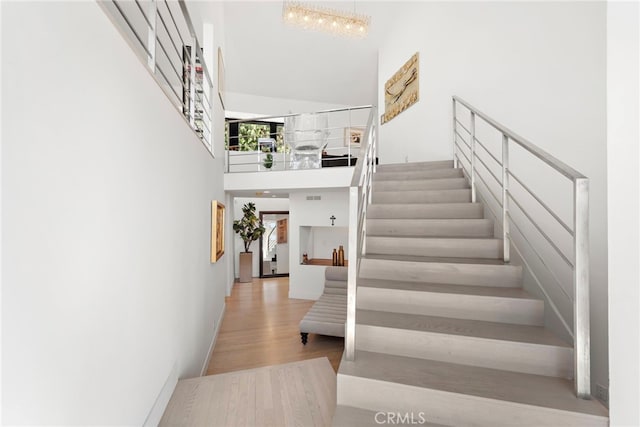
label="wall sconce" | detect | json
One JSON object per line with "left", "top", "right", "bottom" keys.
{"left": 330, "top": 215, "right": 336, "bottom": 226}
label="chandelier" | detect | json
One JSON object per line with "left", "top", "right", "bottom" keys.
{"left": 282, "top": 1, "right": 370, "bottom": 39}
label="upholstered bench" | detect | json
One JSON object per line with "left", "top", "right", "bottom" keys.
{"left": 299, "top": 266, "right": 348, "bottom": 344}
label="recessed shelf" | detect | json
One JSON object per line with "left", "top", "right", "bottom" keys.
{"left": 299, "top": 226, "right": 348, "bottom": 265}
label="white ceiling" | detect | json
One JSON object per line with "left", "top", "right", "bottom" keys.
{"left": 222, "top": 1, "right": 397, "bottom": 106}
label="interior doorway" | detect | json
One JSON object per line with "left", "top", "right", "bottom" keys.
{"left": 259, "top": 211, "right": 290, "bottom": 278}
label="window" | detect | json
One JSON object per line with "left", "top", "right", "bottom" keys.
{"left": 226, "top": 119, "right": 287, "bottom": 153}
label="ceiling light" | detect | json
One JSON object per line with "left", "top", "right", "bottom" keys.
{"left": 282, "top": 1, "right": 370, "bottom": 39}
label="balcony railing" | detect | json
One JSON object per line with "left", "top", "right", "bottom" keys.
{"left": 225, "top": 106, "right": 373, "bottom": 173}
{"left": 99, "top": 0, "right": 214, "bottom": 153}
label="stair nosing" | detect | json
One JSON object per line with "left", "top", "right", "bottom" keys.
{"left": 362, "top": 254, "right": 513, "bottom": 265}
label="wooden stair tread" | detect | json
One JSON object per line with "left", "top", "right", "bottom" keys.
{"left": 367, "top": 202, "right": 484, "bottom": 219}
{"left": 357, "top": 278, "right": 537, "bottom": 299}
{"left": 376, "top": 160, "right": 454, "bottom": 171}
{"left": 339, "top": 351, "right": 608, "bottom": 419}
{"left": 356, "top": 309, "right": 570, "bottom": 347}
{"left": 363, "top": 253, "right": 508, "bottom": 265}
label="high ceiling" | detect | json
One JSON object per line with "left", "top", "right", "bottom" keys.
{"left": 222, "top": 1, "right": 396, "bottom": 106}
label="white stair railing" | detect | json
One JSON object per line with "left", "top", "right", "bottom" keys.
{"left": 345, "top": 107, "right": 377, "bottom": 361}
{"left": 99, "top": 0, "right": 214, "bottom": 153}
{"left": 452, "top": 96, "right": 590, "bottom": 398}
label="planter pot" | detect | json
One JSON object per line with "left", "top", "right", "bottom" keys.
{"left": 239, "top": 252, "right": 253, "bottom": 283}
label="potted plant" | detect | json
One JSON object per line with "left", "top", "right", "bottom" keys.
{"left": 233, "top": 202, "right": 265, "bottom": 282}
{"left": 263, "top": 152, "right": 274, "bottom": 169}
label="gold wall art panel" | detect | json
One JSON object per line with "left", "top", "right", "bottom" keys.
{"left": 381, "top": 52, "right": 419, "bottom": 124}
{"left": 211, "top": 200, "right": 225, "bottom": 263}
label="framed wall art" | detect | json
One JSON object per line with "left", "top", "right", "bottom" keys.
{"left": 211, "top": 200, "right": 225, "bottom": 263}
{"left": 381, "top": 52, "right": 419, "bottom": 124}
{"left": 344, "top": 127, "right": 365, "bottom": 147}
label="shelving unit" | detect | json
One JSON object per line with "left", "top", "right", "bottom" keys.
{"left": 299, "top": 226, "right": 348, "bottom": 265}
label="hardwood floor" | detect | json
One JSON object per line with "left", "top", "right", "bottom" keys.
{"left": 161, "top": 358, "right": 336, "bottom": 427}
{"left": 206, "top": 277, "right": 344, "bottom": 375}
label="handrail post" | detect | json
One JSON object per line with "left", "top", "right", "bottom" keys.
{"left": 146, "top": 0, "right": 157, "bottom": 72}
{"left": 345, "top": 186, "right": 359, "bottom": 361}
{"left": 188, "top": 43, "right": 196, "bottom": 128}
{"left": 501, "top": 134, "right": 510, "bottom": 263}
{"left": 373, "top": 111, "right": 378, "bottom": 173}
{"left": 574, "top": 177, "right": 591, "bottom": 398}
{"left": 470, "top": 112, "right": 477, "bottom": 202}
{"left": 348, "top": 108, "right": 352, "bottom": 165}
{"left": 452, "top": 98, "right": 458, "bottom": 169}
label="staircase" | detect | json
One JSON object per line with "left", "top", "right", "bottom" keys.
{"left": 334, "top": 161, "right": 608, "bottom": 426}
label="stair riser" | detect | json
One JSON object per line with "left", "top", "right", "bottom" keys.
{"left": 337, "top": 376, "right": 607, "bottom": 427}
{"left": 366, "top": 237, "right": 502, "bottom": 259}
{"left": 359, "top": 259, "right": 522, "bottom": 287}
{"left": 374, "top": 178, "right": 469, "bottom": 192}
{"left": 367, "top": 220, "right": 493, "bottom": 238}
{"left": 357, "top": 288, "right": 544, "bottom": 326}
{"left": 374, "top": 168, "right": 463, "bottom": 181}
{"left": 372, "top": 189, "right": 471, "bottom": 204}
{"left": 367, "top": 203, "right": 484, "bottom": 219}
{"left": 355, "top": 325, "right": 572, "bottom": 378}
{"left": 376, "top": 160, "right": 454, "bottom": 173}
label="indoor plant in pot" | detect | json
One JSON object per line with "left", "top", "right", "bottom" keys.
{"left": 233, "top": 202, "right": 265, "bottom": 283}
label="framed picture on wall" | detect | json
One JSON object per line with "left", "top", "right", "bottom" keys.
{"left": 211, "top": 200, "right": 225, "bottom": 263}
{"left": 344, "top": 127, "right": 365, "bottom": 147}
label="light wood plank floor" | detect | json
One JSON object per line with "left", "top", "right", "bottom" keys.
{"left": 206, "top": 277, "right": 344, "bottom": 375}
{"left": 160, "top": 357, "right": 336, "bottom": 427}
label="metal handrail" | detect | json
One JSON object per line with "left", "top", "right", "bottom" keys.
{"left": 100, "top": 0, "right": 214, "bottom": 153}
{"left": 453, "top": 96, "right": 586, "bottom": 180}
{"left": 345, "top": 106, "right": 377, "bottom": 361}
{"left": 226, "top": 105, "right": 373, "bottom": 124}
{"left": 452, "top": 96, "right": 590, "bottom": 399}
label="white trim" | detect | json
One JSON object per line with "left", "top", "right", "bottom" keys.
{"left": 143, "top": 362, "right": 179, "bottom": 427}
{"left": 200, "top": 303, "right": 226, "bottom": 377}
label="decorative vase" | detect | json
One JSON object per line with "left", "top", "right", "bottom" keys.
{"left": 239, "top": 252, "right": 253, "bottom": 283}
{"left": 332, "top": 248, "right": 338, "bottom": 266}
{"left": 284, "top": 113, "right": 329, "bottom": 169}
{"left": 338, "top": 245, "right": 345, "bottom": 266}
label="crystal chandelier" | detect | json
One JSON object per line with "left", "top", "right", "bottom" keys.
{"left": 282, "top": 1, "right": 370, "bottom": 39}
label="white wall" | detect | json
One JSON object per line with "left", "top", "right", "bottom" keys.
{"left": 607, "top": 2, "right": 640, "bottom": 425}
{"left": 232, "top": 197, "right": 289, "bottom": 279}
{"left": 222, "top": 2, "right": 381, "bottom": 106}
{"left": 225, "top": 92, "right": 351, "bottom": 118}
{"left": 225, "top": 167, "right": 354, "bottom": 192}
{"left": 377, "top": 1, "right": 608, "bottom": 397}
{"left": 1, "top": 2, "right": 226, "bottom": 425}
{"left": 289, "top": 189, "right": 349, "bottom": 300}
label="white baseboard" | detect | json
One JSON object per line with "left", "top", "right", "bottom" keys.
{"left": 200, "top": 303, "right": 226, "bottom": 377}
{"left": 143, "top": 361, "right": 178, "bottom": 427}
{"left": 288, "top": 289, "right": 321, "bottom": 301}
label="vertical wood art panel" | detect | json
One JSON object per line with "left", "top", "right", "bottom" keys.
{"left": 211, "top": 201, "right": 225, "bottom": 262}
{"left": 277, "top": 218, "right": 288, "bottom": 244}
{"left": 381, "top": 52, "right": 419, "bottom": 124}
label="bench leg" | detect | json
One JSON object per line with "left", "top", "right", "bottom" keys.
{"left": 300, "top": 332, "right": 308, "bottom": 345}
